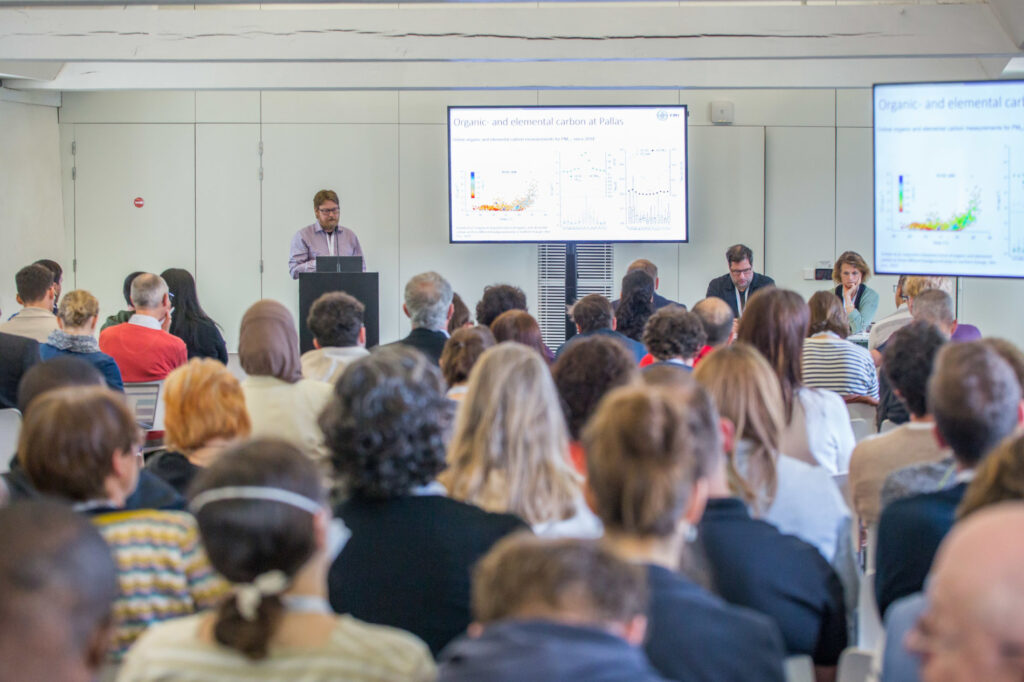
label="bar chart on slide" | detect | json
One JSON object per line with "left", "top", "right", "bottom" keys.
{"left": 449, "top": 106, "right": 688, "bottom": 243}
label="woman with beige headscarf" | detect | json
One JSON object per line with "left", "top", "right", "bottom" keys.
{"left": 238, "top": 300, "right": 332, "bottom": 459}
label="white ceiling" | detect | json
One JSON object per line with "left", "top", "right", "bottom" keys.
{"left": 0, "top": 0, "right": 1020, "bottom": 91}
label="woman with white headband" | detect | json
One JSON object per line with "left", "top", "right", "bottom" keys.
{"left": 117, "top": 438, "right": 436, "bottom": 682}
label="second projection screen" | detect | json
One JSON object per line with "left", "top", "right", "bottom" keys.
{"left": 448, "top": 106, "right": 688, "bottom": 243}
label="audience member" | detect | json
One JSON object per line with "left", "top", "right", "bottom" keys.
{"left": 698, "top": 429, "right": 847, "bottom": 678}
{"left": 557, "top": 293, "right": 644, "bottom": 363}
{"left": 119, "top": 439, "right": 435, "bottom": 682}
{"left": 146, "top": 358, "right": 252, "bottom": 496}
{"left": 3, "top": 357, "right": 184, "bottom": 511}
{"left": 101, "top": 271, "right": 144, "bottom": 331}
{"left": 904, "top": 275, "right": 981, "bottom": 343}
{"left": 868, "top": 274, "right": 910, "bottom": 353}
{"left": 801, "top": 290, "right": 878, "bottom": 399}
{"left": 437, "top": 535, "right": 667, "bottom": 682}
{"left": 875, "top": 342, "right": 1022, "bottom": 617}
{"left": 693, "top": 343, "right": 853, "bottom": 567}
{"left": 33, "top": 258, "right": 63, "bottom": 315}
{"left": 738, "top": 288, "right": 855, "bottom": 474}
{"left": 0, "top": 330, "right": 38, "bottom": 409}
{"left": 443, "top": 342, "right": 600, "bottom": 538}
{"left": 475, "top": 284, "right": 527, "bottom": 327}
{"left": 957, "top": 432, "right": 1024, "bottom": 520}
{"left": 238, "top": 300, "right": 332, "bottom": 460}
{"left": 691, "top": 296, "right": 735, "bottom": 366}
{"left": 448, "top": 292, "right": 472, "bottom": 334}
{"left": 18, "top": 386, "right": 224, "bottom": 661}
{"left": 490, "top": 309, "right": 551, "bottom": 363}
{"left": 615, "top": 270, "right": 656, "bottom": 343}
{"left": 440, "top": 325, "right": 495, "bottom": 400}
{"left": 583, "top": 384, "right": 786, "bottom": 682}
{"left": 161, "top": 268, "right": 229, "bottom": 364}
{"left": 99, "top": 273, "right": 187, "bottom": 383}
{"left": 833, "top": 250, "right": 878, "bottom": 335}
{"left": 641, "top": 307, "right": 707, "bottom": 372}
{"left": 611, "top": 259, "right": 681, "bottom": 311}
{"left": 396, "top": 271, "right": 454, "bottom": 365}
{"left": 323, "top": 346, "right": 526, "bottom": 656}
{"left": 301, "top": 291, "right": 368, "bottom": 384}
{"left": 849, "top": 322, "right": 949, "bottom": 525}
{"left": 0, "top": 263, "right": 59, "bottom": 343}
{"left": 907, "top": 504, "right": 1024, "bottom": 682}
{"left": 41, "top": 289, "right": 124, "bottom": 391}
{"left": 705, "top": 244, "right": 775, "bottom": 318}
{"left": 551, "top": 336, "right": 639, "bottom": 475}
{"left": 0, "top": 499, "right": 118, "bottom": 682}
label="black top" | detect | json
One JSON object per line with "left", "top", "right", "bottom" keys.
{"left": 438, "top": 620, "right": 669, "bottom": 682}
{"left": 698, "top": 498, "right": 847, "bottom": 665}
{"left": 3, "top": 457, "right": 185, "bottom": 511}
{"left": 172, "top": 318, "right": 228, "bottom": 364}
{"left": 644, "top": 563, "right": 786, "bottom": 682}
{"left": 705, "top": 272, "right": 776, "bottom": 318}
{"left": 393, "top": 328, "right": 449, "bottom": 366}
{"left": 0, "top": 331, "right": 39, "bottom": 409}
{"left": 611, "top": 292, "right": 683, "bottom": 312}
{"left": 329, "top": 494, "right": 528, "bottom": 657}
{"left": 875, "top": 342, "right": 910, "bottom": 429}
{"left": 145, "top": 450, "right": 201, "bottom": 497}
{"left": 875, "top": 482, "right": 966, "bottom": 617}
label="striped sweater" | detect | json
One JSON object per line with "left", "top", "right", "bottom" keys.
{"left": 90, "top": 509, "right": 228, "bottom": 661}
{"left": 801, "top": 333, "right": 879, "bottom": 400}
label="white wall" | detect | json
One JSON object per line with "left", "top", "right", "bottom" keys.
{"left": 51, "top": 87, "right": 1022, "bottom": 349}
{"left": 0, "top": 99, "right": 64, "bottom": 318}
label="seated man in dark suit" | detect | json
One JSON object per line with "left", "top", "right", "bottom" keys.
{"left": 705, "top": 244, "right": 775, "bottom": 318}
{"left": 0, "top": 330, "right": 39, "bottom": 409}
{"left": 438, "top": 534, "right": 667, "bottom": 682}
{"left": 875, "top": 341, "right": 1023, "bottom": 617}
{"left": 556, "top": 293, "right": 645, "bottom": 363}
{"left": 395, "top": 271, "right": 454, "bottom": 365}
{"left": 611, "top": 259, "right": 681, "bottom": 311}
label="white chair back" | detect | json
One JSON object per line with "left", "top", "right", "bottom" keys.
{"left": 784, "top": 655, "right": 815, "bottom": 682}
{"left": 847, "top": 402, "right": 877, "bottom": 425}
{"left": 837, "top": 647, "right": 876, "bottom": 682}
{"left": 123, "top": 381, "right": 165, "bottom": 431}
{"left": 850, "top": 418, "right": 876, "bottom": 443}
{"left": 0, "top": 408, "right": 21, "bottom": 474}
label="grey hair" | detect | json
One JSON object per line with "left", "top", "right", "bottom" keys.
{"left": 130, "top": 273, "right": 169, "bottom": 310}
{"left": 404, "top": 271, "right": 453, "bottom": 330}
{"left": 913, "top": 288, "right": 955, "bottom": 330}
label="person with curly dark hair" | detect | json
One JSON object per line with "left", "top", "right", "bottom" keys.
{"left": 474, "top": 284, "right": 527, "bottom": 328}
{"left": 321, "top": 345, "right": 527, "bottom": 656}
{"left": 556, "top": 294, "right": 645, "bottom": 363}
{"left": 551, "top": 336, "right": 638, "bottom": 475}
{"left": 440, "top": 325, "right": 495, "bottom": 400}
{"left": 641, "top": 307, "right": 707, "bottom": 372}
{"left": 614, "top": 271, "right": 656, "bottom": 343}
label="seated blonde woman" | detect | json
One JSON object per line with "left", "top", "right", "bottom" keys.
{"left": 147, "top": 358, "right": 252, "bottom": 495}
{"left": 40, "top": 289, "right": 124, "bottom": 391}
{"left": 239, "top": 300, "right": 332, "bottom": 460}
{"left": 441, "top": 342, "right": 600, "bottom": 537}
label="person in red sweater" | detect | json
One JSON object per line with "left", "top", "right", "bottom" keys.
{"left": 99, "top": 273, "right": 186, "bottom": 383}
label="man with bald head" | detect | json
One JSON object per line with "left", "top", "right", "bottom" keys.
{"left": 691, "top": 297, "right": 735, "bottom": 366}
{"left": 908, "top": 503, "right": 1024, "bottom": 682}
{"left": 0, "top": 499, "right": 119, "bottom": 682}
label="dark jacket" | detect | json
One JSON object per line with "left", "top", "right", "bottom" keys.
{"left": 705, "top": 272, "right": 776, "bottom": 317}
{"left": 0, "top": 332, "right": 39, "bottom": 409}
{"left": 145, "top": 450, "right": 201, "bottom": 497}
{"left": 698, "top": 498, "right": 847, "bottom": 664}
{"left": 171, "top": 317, "right": 228, "bottom": 364}
{"left": 644, "top": 563, "right": 786, "bottom": 682}
{"left": 438, "top": 620, "right": 669, "bottom": 682}
{"left": 612, "top": 292, "right": 683, "bottom": 312}
{"left": 393, "top": 328, "right": 449, "bottom": 366}
{"left": 875, "top": 482, "right": 966, "bottom": 617}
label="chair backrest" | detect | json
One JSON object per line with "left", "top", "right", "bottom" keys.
{"left": 0, "top": 408, "right": 22, "bottom": 474}
{"left": 838, "top": 647, "right": 876, "bottom": 682}
{"left": 784, "top": 655, "right": 815, "bottom": 682}
{"left": 850, "top": 418, "right": 876, "bottom": 443}
{"left": 123, "top": 381, "right": 165, "bottom": 431}
{"left": 847, "top": 401, "right": 878, "bottom": 425}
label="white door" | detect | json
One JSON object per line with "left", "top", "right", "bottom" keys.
{"left": 73, "top": 124, "right": 195, "bottom": 326}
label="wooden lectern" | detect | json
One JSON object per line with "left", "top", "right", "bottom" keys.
{"left": 298, "top": 272, "right": 380, "bottom": 353}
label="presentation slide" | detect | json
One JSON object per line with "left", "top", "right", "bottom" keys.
{"left": 874, "top": 81, "right": 1024, "bottom": 278}
{"left": 448, "top": 106, "right": 687, "bottom": 243}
